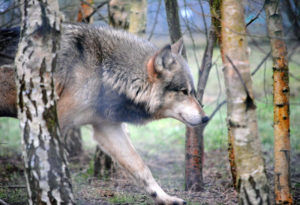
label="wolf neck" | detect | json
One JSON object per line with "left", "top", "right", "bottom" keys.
{"left": 99, "top": 35, "right": 161, "bottom": 116}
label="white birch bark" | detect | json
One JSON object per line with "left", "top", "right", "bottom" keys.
{"left": 220, "top": 0, "right": 270, "bottom": 204}
{"left": 15, "top": 0, "right": 74, "bottom": 204}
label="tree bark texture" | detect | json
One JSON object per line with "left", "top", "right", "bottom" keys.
{"left": 128, "top": 0, "right": 147, "bottom": 35}
{"left": 210, "top": 0, "right": 222, "bottom": 41}
{"left": 185, "top": 25, "right": 216, "bottom": 191}
{"left": 15, "top": 1, "right": 74, "bottom": 204}
{"left": 185, "top": 126, "right": 203, "bottom": 191}
{"left": 77, "top": 0, "right": 94, "bottom": 23}
{"left": 220, "top": 0, "right": 270, "bottom": 204}
{"left": 164, "top": 0, "right": 186, "bottom": 58}
{"left": 265, "top": 1, "right": 292, "bottom": 204}
{"left": 94, "top": 145, "right": 115, "bottom": 177}
{"left": 64, "top": 127, "right": 83, "bottom": 159}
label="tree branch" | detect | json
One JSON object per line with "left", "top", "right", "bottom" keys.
{"left": 197, "top": 0, "right": 208, "bottom": 40}
{"left": 209, "top": 100, "right": 226, "bottom": 121}
{"left": 226, "top": 55, "right": 250, "bottom": 96}
{"left": 226, "top": 55, "right": 256, "bottom": 110}
{"left": 251, "top": 50, "right": 271, "bottom": 76}
{"left": 80, "top": 0, "right": 109, "bottom": 23}
{"left": 197, "top": 26, "right": 216, "bottom": 103}
{"left": 246, "top": 2, "right": 265, "bottom": 27}
{"left": 290, "top": 72, "right": 300, "bottom": 81}
{"left": 148, "top": 0, "right": 162, "bottom": 41}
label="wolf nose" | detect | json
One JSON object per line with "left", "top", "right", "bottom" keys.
{"left": 201, "top": 116, "right": 209, "bottom": 124}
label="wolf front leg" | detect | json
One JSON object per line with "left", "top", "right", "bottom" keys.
{"left": 92, "top": 122, "right": 186, "bottom": 205}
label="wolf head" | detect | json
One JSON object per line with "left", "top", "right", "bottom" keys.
{"left": 147, "top": 39, "right": 208, "bottom": 127}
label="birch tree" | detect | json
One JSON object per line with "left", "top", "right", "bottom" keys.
{"left": 15, "top": 0, "right": 74, "bottom": 204}
{"left": 265, "top": 0, "right": 292, "bottom": 204}
{"left": 128, "top": 0, "right": 147, "bottom": 35}
{"left": 220, "top": 0, "right": 270, "bottom": 204}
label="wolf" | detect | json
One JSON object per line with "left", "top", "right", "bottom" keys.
{"left": 0, "top": 24, "right": 209, "bottom": 204}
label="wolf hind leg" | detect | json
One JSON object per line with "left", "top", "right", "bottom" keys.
{"left": 92, "top": 122, "right": 186, "bottom": 205}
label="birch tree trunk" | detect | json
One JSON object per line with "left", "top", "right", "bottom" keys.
{"left": 220, "top": 0, "right": 270, "bottom": 204}
{"left": 265, "top": 1, "right": 292, "bottom": 204}
{"left": 211, "top": 0, "right": 239, "bottom": 187}
{"left": 15, "top": 1, "right": 74, "bottom": 204}
{"left": 128, "top": 0, "right": 147, "bottom": 35}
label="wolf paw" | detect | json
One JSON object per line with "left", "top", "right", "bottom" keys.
{"left": 155, "top": 195, "right": 186, "bottom": 205}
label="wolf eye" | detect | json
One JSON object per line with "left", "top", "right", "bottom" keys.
{"left": 181, "top": 89, "right": 188, "bottom": 95}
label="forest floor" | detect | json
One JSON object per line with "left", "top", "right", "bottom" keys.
{"left": 1, "top": 144, "right": 300, "bottom": 205}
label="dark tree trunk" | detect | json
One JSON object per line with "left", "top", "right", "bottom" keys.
{"left": 164, "top": 0, "right": 217, "bottom": 191}
{"left": 94, "top": 146, "right": 115, "bottom": 178}
{"left": 164, "top": 0, "right": 186, "bottom": 58}
{"left": 15, "top": 1, "right": 74, "bottom": 204}
{"left": 64, "top": 127, "right": 83, "bottom": 159}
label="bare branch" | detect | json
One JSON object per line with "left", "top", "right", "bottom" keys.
{"left": 226, "top": 55, "right": 256, "bottom": 110}
{"left": 148, "top": 0, "right": 162, "bottom": 41}
{"left": 209, "top": 100, "right": 226, "bottom": 121}
{"left": 251, "top": 50, "right": 271, "bottom": 76}
{"left": 290, "top": 72, "right": 300, "bottom": 81}
{"left": 246, "top": 2, "right": 265, "bottom": 27}
{"left": 226, "top": 55, "right": 250, "bottom": 96}
{"left": 197, "top": 0, "right": 208, "bottom": 40}
{"left": 182, "top": 0, "right": 200, "bottom": 68}
{"left": 197, "top": 26, "right": 216, "bottom": 103}
{"left": 80, "top": 0, "right": 109, "bottom": 23}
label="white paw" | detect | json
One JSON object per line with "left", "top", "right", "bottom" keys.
{"left": 154, "top": 194, "right": 186, "bottom": 205}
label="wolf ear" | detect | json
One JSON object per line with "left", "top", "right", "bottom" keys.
{"left": 147, "top": 45, "right": 172, "bottom": 82}
{"left": 171, "top": 38, "right": 184, "bottom": 55}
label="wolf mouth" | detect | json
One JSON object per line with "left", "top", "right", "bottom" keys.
{"left": 179, "top": 113, "right": 201, "bottom": 127}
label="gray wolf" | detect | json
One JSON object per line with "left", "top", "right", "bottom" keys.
{"left": 0, "top": 24, "right": 208, "bottom": 204}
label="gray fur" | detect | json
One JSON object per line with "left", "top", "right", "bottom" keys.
{"left": 55, "top": 24, "right": 195, "bottom": 126}
{"left": 0, "top": 24, "right": 203, "bottom": 205}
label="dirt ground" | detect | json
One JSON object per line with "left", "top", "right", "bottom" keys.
{"left": 1, "top": 146, "right": 300, "bottom": 205}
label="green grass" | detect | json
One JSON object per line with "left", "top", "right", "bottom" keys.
{"left": 0, "top": 187, "right": 27, "bottom": 204}
{"left": 0, "top": 118, "right": 21, "bottom": 156}
{"left": 109, "top": 194, "right": 137, "bottom": 204}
